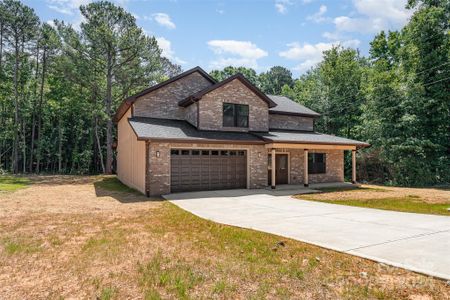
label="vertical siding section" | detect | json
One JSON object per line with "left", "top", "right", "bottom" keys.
{"left": 117, "top": 109, "right": 146, "bottom": 194}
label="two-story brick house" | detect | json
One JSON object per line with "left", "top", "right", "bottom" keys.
{"left": 114, "top": 67, "right": 369, "bottom": 196}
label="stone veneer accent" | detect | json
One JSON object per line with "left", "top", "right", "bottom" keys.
{"left": 147, "top": 142, "right": 267, "bottom": 196}
{"left": 133, "top": 71, "right": 212, "bottom": 121}
{"left": 269, "top": 114, "right": 314, "bottom": 131}
{"left": 198, "top": 79, "right": 269, "bottom": 132}
{"left": 270, "top": 149, "right": 344, "bottom": 184}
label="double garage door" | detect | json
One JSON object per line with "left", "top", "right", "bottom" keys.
{"left": 170, "top": 149, "right": 247, "bottom": 193}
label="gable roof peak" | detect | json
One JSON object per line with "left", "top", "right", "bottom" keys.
{"left": 114, "top": 66, "right": 216, "bottom": 122}
{"left": 179, "top": 72, "right": 277, "bottom": 108}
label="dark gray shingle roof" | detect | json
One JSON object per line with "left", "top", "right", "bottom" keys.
{"left": 254, "top": 130, "right": 370, "bottom": 147}
{"left": 128, "top": 117, "right": 263, "bottom": 143}
{"left": 267, "top": 95, "right": 320, "bottom": 117}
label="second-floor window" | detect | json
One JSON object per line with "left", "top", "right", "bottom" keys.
{"left": 223, "top": 103, "right": 249, "bottom": 128}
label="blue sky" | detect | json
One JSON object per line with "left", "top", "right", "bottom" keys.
{"left": 23, "top": 0, "right": 413, "bottom": 77}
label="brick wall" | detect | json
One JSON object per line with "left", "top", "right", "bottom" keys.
{"left": 198, "top": 79, "right": 269, "bottom": 132}
{"left": 268, "top": 149, "right": 344, "bottom": 184}
{"left": 133, "top": 71, "right": 212, "bottom": 120}
{"left": 185, "top": 102, "right": 198, "bottom": 127}
{"left": 147, "top": 142, "right": 267, "bottom": 196}
{"left": 269, "top": 114, "right": 314, "bottom": 131}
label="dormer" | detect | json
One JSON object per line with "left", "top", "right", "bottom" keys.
{"left": 179, "top": 74, "right": 276, "bottom": 132}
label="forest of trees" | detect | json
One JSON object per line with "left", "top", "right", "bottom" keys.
{"left": 0, "top": 0, "right": 181, "bottom": 175}
{"left": 210, "top": 0, "right": 449, "bottom": 186}
{"left": 0, "top": 0, "right": 448, "bottom": 186}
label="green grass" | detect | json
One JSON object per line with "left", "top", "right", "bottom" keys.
{"left": 316, "top": 186, "right": 387, "bottom": 193}
{"left": 3, "top": 237, "right": 42, "bottom": 255}
{"left": 305, "top": 196, "right": 450, "bottom": 216}
{"left": 99, "top": 286, "right": 117, "bottom": 300}
{"left": 94, "top": 177, "right": 140, "bottom": 194}
{"left": 81, "top": 228, "right": 128, "bottom": 261}
{"left": 0, "top": 176, "right": 30, "bottom": 192}
{"left": 138, "top": 251, "right": 205, "bottom": 300}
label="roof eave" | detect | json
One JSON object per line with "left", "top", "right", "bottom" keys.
{"left": 136, "top": 137, "right": 266, "bottom": 145}
{"left": 269, "top": 110, "right": 321, "bottom": 118}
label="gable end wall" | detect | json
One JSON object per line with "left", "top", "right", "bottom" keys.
{"left": 133, "top": 71, "right": 212, "bottom": 121}
{"left": 198, "top": 79, "right": 269, "bottom": 132}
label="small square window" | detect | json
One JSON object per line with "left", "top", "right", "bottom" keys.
{"left": 192, "top": 150, "right": 200, "bottom": 155}
{"left": 238, "top": 151, "right": 245, "bottom": 156}
{"left": 223, "top": 103, "right": 249, "bottom": 128}
{"left": 221, "top": 150, "right": 229, "bottom": 156}
{"left": 181, "top": 150, "right": 190, "bottom": 155}
{"left": 211, "top": 150, "right": 219, "bottom": 155}
{"left": 201, "top": 150, "right": 209, "bottom": 155}
{"left": 230, "top": 151, "right": 237, "bottom": 156}
{"left": 171, "top": 150, "right": 179, "bottom": 155}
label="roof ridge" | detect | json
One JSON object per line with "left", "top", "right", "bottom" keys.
{"left": 179, "top": 73, "right": 277, "bottom": 108}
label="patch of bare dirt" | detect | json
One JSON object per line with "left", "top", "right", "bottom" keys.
{"left": 0, "top": 175, "right": 160, "bottom": 217}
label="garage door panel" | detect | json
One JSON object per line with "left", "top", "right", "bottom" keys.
{"left": 170, "top": 149, "right": 247, "bottom": 193}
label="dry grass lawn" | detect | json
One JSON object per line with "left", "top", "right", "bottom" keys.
{"left": 0, "top": 176, "right": 449, "bottom": 299}
{"left": 297, "top": 184, "right": 450, "bottom": 216}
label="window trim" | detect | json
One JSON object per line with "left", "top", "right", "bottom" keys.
{"left": 222, "top": 103, "right": 249, "bottom": 128}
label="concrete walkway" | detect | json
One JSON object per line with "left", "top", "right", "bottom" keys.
{"left": 164, "top": 189, "right": 450, "bottom": 280}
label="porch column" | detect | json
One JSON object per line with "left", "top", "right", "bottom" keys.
{"left": 271, "top": 148, "right": 276, "bottom": 189}
{"left": 304, "top": 149, "right": 309, "bottom": 187}
{"left": 352, "top": 149, "right": 357, "bottom": 184}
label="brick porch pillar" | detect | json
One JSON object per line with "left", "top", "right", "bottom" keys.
{"left": 271, "top": 148, "right": 276, "bottom": 189}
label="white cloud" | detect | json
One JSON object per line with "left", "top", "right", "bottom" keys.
{"left": 47, "top": 0, "right": 91, "bottom": 15}
{"left": 156, "top": 37, "right": 186, "bottom": 65}
{"left": 333, "top": 0, "right": 412, "bottom": 33}
{"left": 279, "top": 40, "right": 360, "bottom": 73}
{"left": 322, "top": 31, "right": 342, "bottom": 41}
{"left": 307, "top": 5, "right": 328, "bottom": 23}
{"left": 152, "top": 13, "right": 176, "bottom": 29}
{"left": 207, "top": 40, "right": 268, "bottom": 69}
{"left": 275, "top": 0, "right": 292, "bottom": 14}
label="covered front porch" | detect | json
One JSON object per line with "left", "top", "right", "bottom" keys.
{"left": 252, "top": 130, "right": 369, "bottom": 190}
{"left": 266, "top": 142, "right": 359, "bottom": 189}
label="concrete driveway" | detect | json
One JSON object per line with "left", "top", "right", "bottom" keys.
{"left": 164, "top": 189, "right": 450, "bottom": 280}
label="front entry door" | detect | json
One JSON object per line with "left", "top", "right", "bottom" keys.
{"left": 268, "top": 154, "right": 289, "bottom": 185}
{"left": 276, "top": 154, "right": 289, "bottom": 184}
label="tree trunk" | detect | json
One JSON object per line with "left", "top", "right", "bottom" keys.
{"left": 12, "top": 39, "right": 19, "bottom": 174}
{"left": 0, "top": 23, "right": 3, "bottom": 71}
{"left": 105, "top": 54, "right": 113, "bottom": 174}
{"left": 36, "top": 50, "right": 47, "bottom": 173}
{"left": 22, "top": 120, "right": 26, "bottom": 173}
{"left": 29, "top": 44, "right": 40, "bottom": 172}
{"left": 58, "top": 113, "right": 62, "bottom": 173}
{"left": 95, "top": 116, "right": 105, "bottom": 173}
